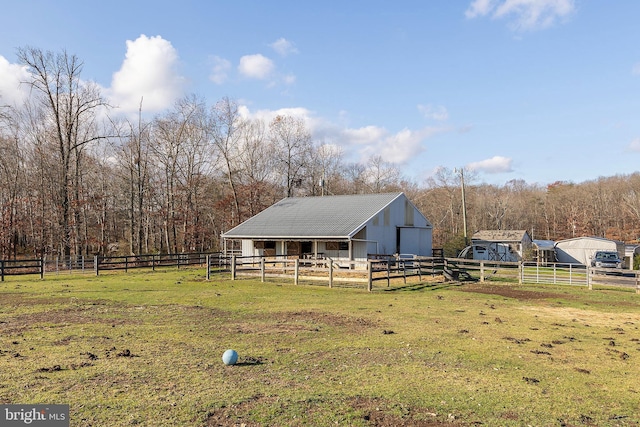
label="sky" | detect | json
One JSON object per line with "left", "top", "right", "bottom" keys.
{"left": 1, "top": 0, "right": 640, "bottom": 187}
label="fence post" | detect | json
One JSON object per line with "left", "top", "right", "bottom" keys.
{"left": 386, "top": 260, "right": 391, "bottom": 287}
{"left": 518, "top": 262, "right": 522, "bottom": 285}
{"left": 231, "top": 255, "right": 236, "bottom": 280}
{"left": 587, "top": 267, "right": 592, "bottom": 290}
{"left": 636, "top": 273, "right": 640, "bottom": 294}
{"left": 294, "top": 259, "right": 299, "bottom": 285}
{"left": 1, "top": 259, "right": 4, "bottom": 282}
{"left": 480, "top": 261, "right": 485, "bottom": 283}
{"left": 367, "top": 260, "right": 373, "bottom": 292}
{"left": 94, "top": 256, "right": 99, "bottom": 276}
{"left": 329, "top": 260, "right": 333, "bottom": 288}
{"left": 40, "top": 257, "right": 44, "bottom": 279}
{"left": 261, "top": 258, "right": 265, "bottom": 283}
{"left": 206, "top": 255, "right": 210, "bottom": 281}
{"left": 403, "top": 262, "right": 407, "bottom": 284}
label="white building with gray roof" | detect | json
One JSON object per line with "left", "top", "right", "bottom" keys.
{"left": 221, "top": 192, "right": 433, "bottom": 264}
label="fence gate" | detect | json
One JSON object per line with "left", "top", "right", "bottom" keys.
{"left": 521, "top": 262, "right": 588, "bottom": 286}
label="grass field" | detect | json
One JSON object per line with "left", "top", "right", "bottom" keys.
{"left": 1, "top": 269, "right": 639, "bottom": 426}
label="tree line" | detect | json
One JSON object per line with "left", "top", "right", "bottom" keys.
{"left": 1, "top": 47, "right": 639, "bottom": 259}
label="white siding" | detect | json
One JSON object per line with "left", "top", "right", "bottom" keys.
{"left": 555, "top": 237, "right": 624, "bottom": 265}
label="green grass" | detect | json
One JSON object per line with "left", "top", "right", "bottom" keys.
{"left": 1, "top": 270, "right": 640, "bottom": 426}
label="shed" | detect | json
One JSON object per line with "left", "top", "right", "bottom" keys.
{"left": 554, "top": 237, "right": 625, "bottom": 266}
{"left": 221, "top": 192, "right": 433, "bottom": 265}
{"left": 468, "top": 230, "right": 532, "bottom": 262}
{"left": 532, "top": 239, "right": 557, "bottom": 265}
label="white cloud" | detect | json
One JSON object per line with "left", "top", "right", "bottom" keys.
{"left": 628, "top": 138, "right": 640, "bottom": 152}
{"left": 465, "top": 0, "right": 497, "bottom": 18}
{"left": 209, "top": 56, "right": 231, "bottom": 84}
{"left": 467, "top": 156, "right": 513, "bottom": 173}
{"left": 342, "top": 126, "right": 447, "bottom": 164}
{"left": 465, "top": 0, "right": 575, "bottom": 31}
{"left": 418, "top": 104, "right": 449, "bottom": 121}
{"left": 0, "top": 56, "right": 30, "bottom": 106}
{"left": 238, "top": 54, "right": 274, "bottom": 80}
{"left": 239, "top": 105, "right": 313, "bottom": 125}
{"left": 109, "top": 34, "right": 185, "bottom": 113}
{"left": 270, "top": 38, "right": 298, "bottom": 57}
{"left": 283, "top": 73, "right": 297, "bottom": 85}
{"left": 239, "top": 104, "right": 448, "bottom": 165}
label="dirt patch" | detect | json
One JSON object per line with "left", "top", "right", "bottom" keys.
{"left": 233, "top": 310, "right": 380, "bottom": 335}
{"left": 275, "top": 310, "right": 378, "bottom": 329}
{"left": 347, "top": 396, "right": 462, "bottom": 426}
{"left": 460, "top": 284, "right": 566, "bottom": 301}
{"left": 204, "top": 395, "right": 461, "bottom": 426}
{"left": 0, "top": 302, "right": 139, "bottom": 334}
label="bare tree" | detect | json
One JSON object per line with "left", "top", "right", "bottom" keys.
{"left": 307, "top": 142, "right": 343, "bottom": 196}
{"left": 363, "top": 155, "right": 401, "bottom": 193}
{"left": 210, "top": 97, "right": 242, "bottom": 224}
{"left": 236, "top": 118, "right": 278, "bottom": 217}
{"left": 269, "top": 115, "right": 313, "bottom": 197}
{"left": 151, "top": 95, "right": 211, "bottom": 253}
{"left": 17, "top": 47, "right": 109, "bottom": 257}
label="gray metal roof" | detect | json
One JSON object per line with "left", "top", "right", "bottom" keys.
{"left": 222, "top": 192, "right": 404, "bottom": 239}
{"left": 472, "top": 230, "right": 530, "bottom": 242}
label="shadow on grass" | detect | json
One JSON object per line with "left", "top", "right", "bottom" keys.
{"left": 379, "top": 282, "right": 466, "bottom": 292}
{"left": 235, "top": 357, "right": 265, "bottom": 366}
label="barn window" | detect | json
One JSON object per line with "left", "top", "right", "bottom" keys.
{"left": 404, "top": 200, "right": 414, "bottom": 226}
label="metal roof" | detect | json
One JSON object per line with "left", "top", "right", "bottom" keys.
{"left": 471, "top": 230, "right": 530, "bottom": 242}
{"left": 222, "top": 192, "right": 404, "bottom": 240}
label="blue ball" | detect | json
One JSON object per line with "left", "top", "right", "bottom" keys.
{"left": 222, "top": 349, "right": 238, "bottom": 365}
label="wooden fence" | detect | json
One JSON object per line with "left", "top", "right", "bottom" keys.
{"left": 210, "top": 255, "right": 444, "bottom": 291}
{"left": 1, "top": 253, "right": 639, "bottom": 294}
{"left": 94, "top": 252, "right": 212, "bottom": 274}
{"left": 0, "top": 252, "right": 221, "bottom": 280}
{"left": 0, "top": 258, "right": 44, "bottom": 281}
{"left": 211, "top": 255, "right": 640, "bottom": 293}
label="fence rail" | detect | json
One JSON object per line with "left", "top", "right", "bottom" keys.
{"left": 2, "top": 253, "right": 639, "bottom": 295}
{"left": 0, "top": 259, "right": 44, "bottom": 281}
{"left": 0, "top": 253, "right": 220, "bottom": 281}
{"left": 95, "top": 253, "right": 212, "bottom": 274}
{"left": 212, "top": 255, "right": 640, "bottom": 293}
{"left": 213, "top": 255, "right": 445, "bottom": 291}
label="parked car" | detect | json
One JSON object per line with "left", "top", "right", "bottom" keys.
{"left": 590, "top": 251, "right": 622, "bottom": 269}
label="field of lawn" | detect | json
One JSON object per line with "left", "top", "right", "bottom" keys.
{"left": 1, "top": 269, "right": 639, "bottom": 426}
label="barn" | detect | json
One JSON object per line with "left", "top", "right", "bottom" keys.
{"left": 554, "top": 236, "right": 625, "bottom": 266}
{"left": 221, "top": 192, "right": 433, "bottom": 265}
{"left": 463, "top": 230, "right": 533, "bottom": 262}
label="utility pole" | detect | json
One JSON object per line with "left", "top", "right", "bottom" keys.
{"left": 455, "top": 168, "right": 468, "bottom": 246}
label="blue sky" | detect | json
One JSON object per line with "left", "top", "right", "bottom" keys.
{"left": 1, "top": 1, "right": 640, "bottom": 186}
